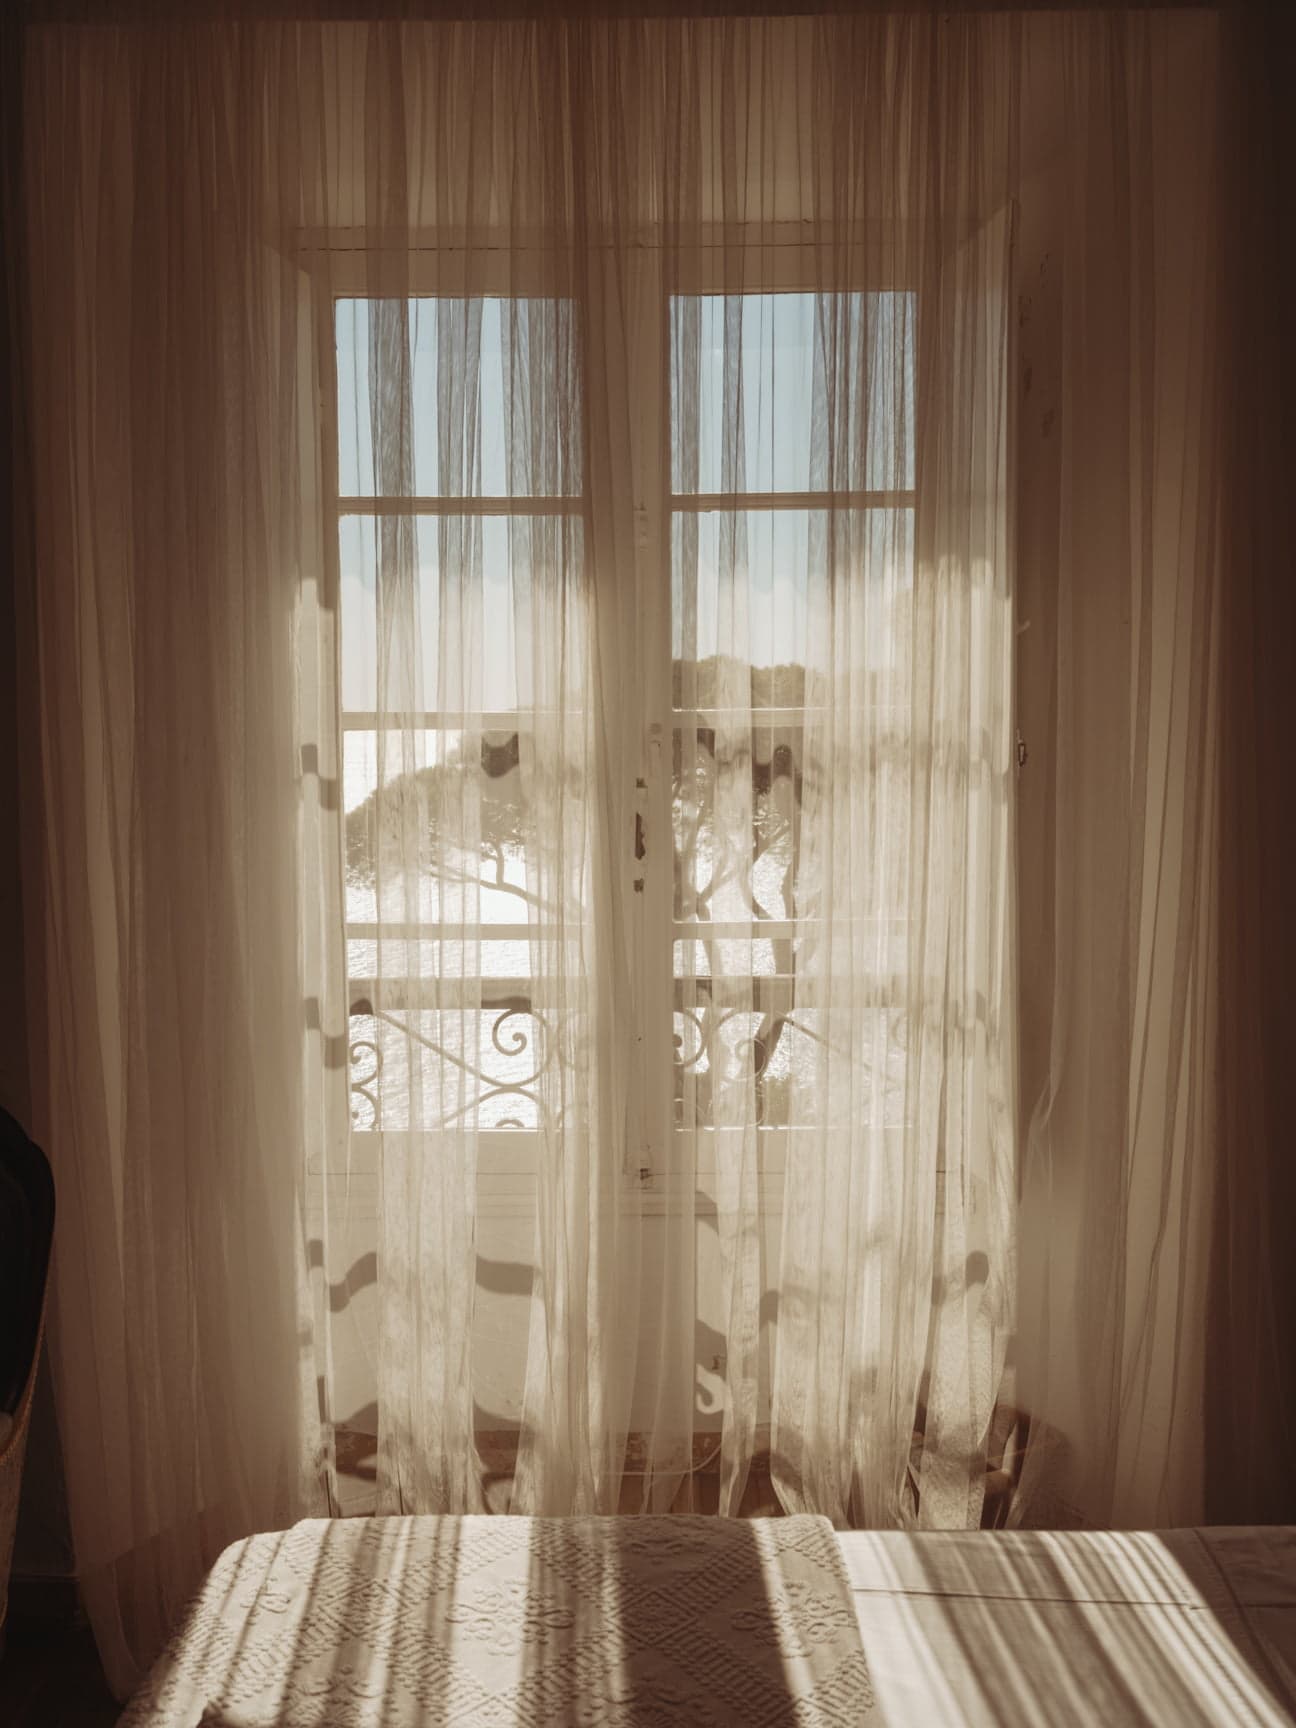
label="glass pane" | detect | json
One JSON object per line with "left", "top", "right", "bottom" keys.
{"left": 339, "top": 512, "right": 583, "bottom": 714}
{"left": 672, "top": 722, "right": 805, "bottom": 928}
{"left": 347, "top": 937, "right": 579, "bottom": 984}
{"left": 343, "top": 726, "right": 577, "bottom": 930}
{"left": 336, "top": 296, "right": 581, "bottom": 499}
{"left": 671, "top": 506, "right": 913, "bottom": 702}
{"left": 672, "top": 508, "right": 810, "bottom": 694}
{"left": 670, "top": 291, "right": 915, "bottom": 496}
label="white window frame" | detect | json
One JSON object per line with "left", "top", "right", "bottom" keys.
{"left": 638, "top": 238, "right": 922, "bottom": 1214}
{"left": 309, "top": 245, "right": 594, "bottom": 1218}
{"left": 307, "top": 231, "right": 926, "bottom": 1221}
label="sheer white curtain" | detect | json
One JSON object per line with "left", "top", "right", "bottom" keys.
{"left": 309, "top": 13, "right": 1019, "bottom": 1527}
{"left": 315, "top": 30, "right": 647, "bottom": 1518}
{"left": 13, "top": 1, "right": 1288, "bottom": 1701}
{"left": 652, "top": 18, "right": 1018, "bottom": 1528}
{"left": 1011, "top": 7, "right": 1270, "bottom": 1531}
{"left": 19, "top": 22, "right": 329, "bottom": 1697}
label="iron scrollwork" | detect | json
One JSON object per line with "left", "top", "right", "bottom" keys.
{"left": 349, "top": 992, "right": 553, "bottom": 1132}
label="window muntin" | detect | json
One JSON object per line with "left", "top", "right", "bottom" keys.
{"left": 336, "top": 296, "right": 581, "bottom": 500}
{"left": 671, "top": 291, "right": 915, "bottom": 497}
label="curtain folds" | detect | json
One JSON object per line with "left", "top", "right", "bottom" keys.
{"left": 12, "top": 4, "right": 1288, "bottom": 1699}
{"left": 1012, "top": 9, "right": 1244, "bottom": 1531}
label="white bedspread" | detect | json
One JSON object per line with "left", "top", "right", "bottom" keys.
{"left": 119, "top": 1516, "right": 1296, "bottom": 1727}
{"left": 118, "top": 1513, "right": 873, "bottom": 1727}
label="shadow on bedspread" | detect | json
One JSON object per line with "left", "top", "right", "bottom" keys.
{"left": 841, "top": 1524, "right": 1296, "bottom": 1727}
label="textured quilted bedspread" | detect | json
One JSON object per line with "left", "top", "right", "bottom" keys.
{"left": 117, "top": 1513, "right": 874, "bottom": 1727}
{"left": 119, "top": 1514, "right": 1296, "bottom": 1726}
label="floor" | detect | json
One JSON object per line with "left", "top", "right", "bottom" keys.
{"left": 0, "top": 1603, "right": 119, "bottom": 1727}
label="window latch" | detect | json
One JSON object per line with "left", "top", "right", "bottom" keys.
{"left": 633, "top": 725, "right": 661, "bottom": 888}
{"left": 633, "top": 778, "right": 647, "bottom": 891}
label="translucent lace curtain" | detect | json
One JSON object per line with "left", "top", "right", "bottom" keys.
{"left": 13, "top": 1, "right": 1290, "bottom": 1702}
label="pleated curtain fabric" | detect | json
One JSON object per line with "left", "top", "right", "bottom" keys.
{"left": 315, "top": 14, "right": 1021, "bottom": 1533}
{"left": 1012, "top": 12, "right": 1228, "bottom": 1530}
{"left": 12, "top": 3, "right": 1290, "bottom": 1699}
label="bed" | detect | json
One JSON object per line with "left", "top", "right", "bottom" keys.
{"left": 118, "top": 1514, "right": 1296, "bottom": 1726}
